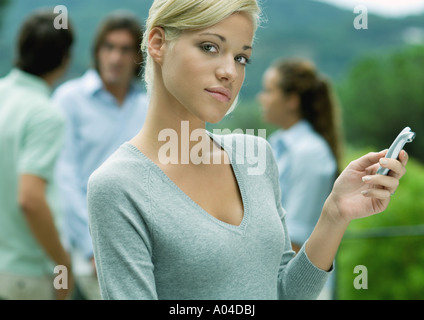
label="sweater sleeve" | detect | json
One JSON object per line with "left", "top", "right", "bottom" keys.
{"left": 87, "top": 168, "right": 158, "bottom": 300}
{"left": 264, "top": 140, "right": 331, "bottom": 300}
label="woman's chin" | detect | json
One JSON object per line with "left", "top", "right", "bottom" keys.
{"left": 199, "top": 109, "right": 228, "bottom": 125}
{"left": 206, "top": 116, "right": 224, "bottom": 125}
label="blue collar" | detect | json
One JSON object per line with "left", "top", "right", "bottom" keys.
{"left": 270, "top": 120, "right": 314, "bottom": 150}
{"left": 81, "top": 69, "right": 141, "bottom": 97}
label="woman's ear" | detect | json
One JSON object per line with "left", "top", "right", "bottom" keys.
{"left": 148, "top": 27, "right": 167, "bottom": 65}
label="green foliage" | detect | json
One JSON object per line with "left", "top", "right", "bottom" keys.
{"left": 0, "top": 0, "right": 10, "bottom": 29}
{"left": 1, "top": 0, "right": 423, "bottom": 96}
{"left": 337, "top": 45, "right": 424, "bottom": 162}
{"left": 336, "top": 147, "right": 424, "bottom": 300}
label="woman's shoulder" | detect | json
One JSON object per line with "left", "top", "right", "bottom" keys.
{"left": 296, "top": 133, "right": 334, "bottom": 163}
{"left": 210, "top": 130, "right": 270, "bottom": 153}
{"left": 88, "top": 143, "right": 152, "bottom": 193}
{"left": 87, "top": 143, "right": 156, "bottom": 224}
{"left": 210, "top": 130, "right": 274, "bottom": 177}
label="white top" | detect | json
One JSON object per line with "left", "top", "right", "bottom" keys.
{"left": 268, "top": 120, "right": 337, "bottom": 245}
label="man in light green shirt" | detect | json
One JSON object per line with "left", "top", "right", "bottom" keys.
{"left": 0, "top": 9, "right": 74, "bottom": 300}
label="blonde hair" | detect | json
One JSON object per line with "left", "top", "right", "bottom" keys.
{"left": 141, "top": 0, "right": 262, "bottom": 113}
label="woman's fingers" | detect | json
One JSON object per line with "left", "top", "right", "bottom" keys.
{"left": 362, "top": 174, "right": 399, "bottom": 196}
{"left": 361, "top": 187, "right": 392, "bottom": 199}
{"left": 399, "top": 150, "right": 409, "bottom": 167}
{"left": 349, "top": 149, "right": 408, "bottom": 198}
{"left": 378, "top": 151, "right": 408, "bottom": 179}
{"left": 351, "top": 150, "right": 388, "bottom": 172}
{"left": 361, "top": 150, "right": 409, "bottom": 198}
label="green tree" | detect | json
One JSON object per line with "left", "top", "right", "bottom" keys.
{"left": 337, "top": 45, "right": 424, "bottom": 162}
{"left": 336, "top": 148, "right": 424, "bottom": 300}
{"left": 0, "top": 0, "right": 10, "bottom": 30}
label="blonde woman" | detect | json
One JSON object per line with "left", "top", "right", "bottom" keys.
{"left": 87, "top": 0, "right": 408, "bottom": 300}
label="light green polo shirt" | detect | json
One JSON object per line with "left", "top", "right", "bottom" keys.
{"left": 0, "top": 69, "right": 65, "bottom": 276}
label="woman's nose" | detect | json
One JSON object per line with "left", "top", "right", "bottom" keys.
{"left": 216, "top": 56, "right": 238, "bottom": 83}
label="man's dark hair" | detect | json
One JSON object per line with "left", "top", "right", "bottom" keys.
{"left": 93, "top": 10, "right": 144, "bottom": 77}
{"left": 15, "top": 9, "right": 74, "bottom": 76}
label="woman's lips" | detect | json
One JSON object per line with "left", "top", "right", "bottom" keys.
{"left": 205, "top": 87, "right": 232, "bottom": 103}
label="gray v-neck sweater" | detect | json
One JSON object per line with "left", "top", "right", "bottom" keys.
{"left": 87, "top": 132, "right": 331, "bottom": 300}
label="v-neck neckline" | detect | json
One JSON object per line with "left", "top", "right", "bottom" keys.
{"left": 125, "top": 131, "right": 249, "bottom": 233}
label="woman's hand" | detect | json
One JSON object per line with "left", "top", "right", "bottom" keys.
{"left": 325, "top": 149, "right": 409, "bottom": 224}
{"left": 305, "top": 149, "right": 409, "bottom": 272}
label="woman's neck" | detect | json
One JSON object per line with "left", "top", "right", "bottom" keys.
{"left": 131, "top": 85, "right": 215, "bottom": 165}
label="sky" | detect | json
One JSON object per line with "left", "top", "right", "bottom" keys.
{"left": 316, "top": 0, "right": 424, "bottom": 17}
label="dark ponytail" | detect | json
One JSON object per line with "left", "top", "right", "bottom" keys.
{"left": 273, "top": 59, "right": 344, "bottom": 172}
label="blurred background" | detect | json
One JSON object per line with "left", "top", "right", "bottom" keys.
{"left": 0, "top": 0, "right": 423, "bottom": 299}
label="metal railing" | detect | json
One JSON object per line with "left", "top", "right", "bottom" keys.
{"left": 333, "top": 224, "right": 424, "bottom": 300}
{"left": 343, "top": 224, "right": 424, "bottom": 239}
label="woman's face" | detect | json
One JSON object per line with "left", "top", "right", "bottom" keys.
{"left": 258, "top": 67, "right": 296, "bottom": 127}
{"left": 160, "top": 12, "right": 255, "bottom": 124}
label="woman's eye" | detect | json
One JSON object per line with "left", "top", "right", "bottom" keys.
{"left": 235, "top": 55, "right": 251, "bottom": 66}
{"left": 201, "top": 43, "right": 218, "bottom": 53}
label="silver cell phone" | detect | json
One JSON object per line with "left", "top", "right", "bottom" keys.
{"left": 376, "top": 127, "right": 416, "bottom": 175}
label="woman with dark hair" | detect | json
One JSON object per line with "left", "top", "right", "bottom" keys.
{"left": 259, "top": 59, "right": 343, "bottom": 253}
{"left": 259, "top": 59, "right": 343, "bottom": 299}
